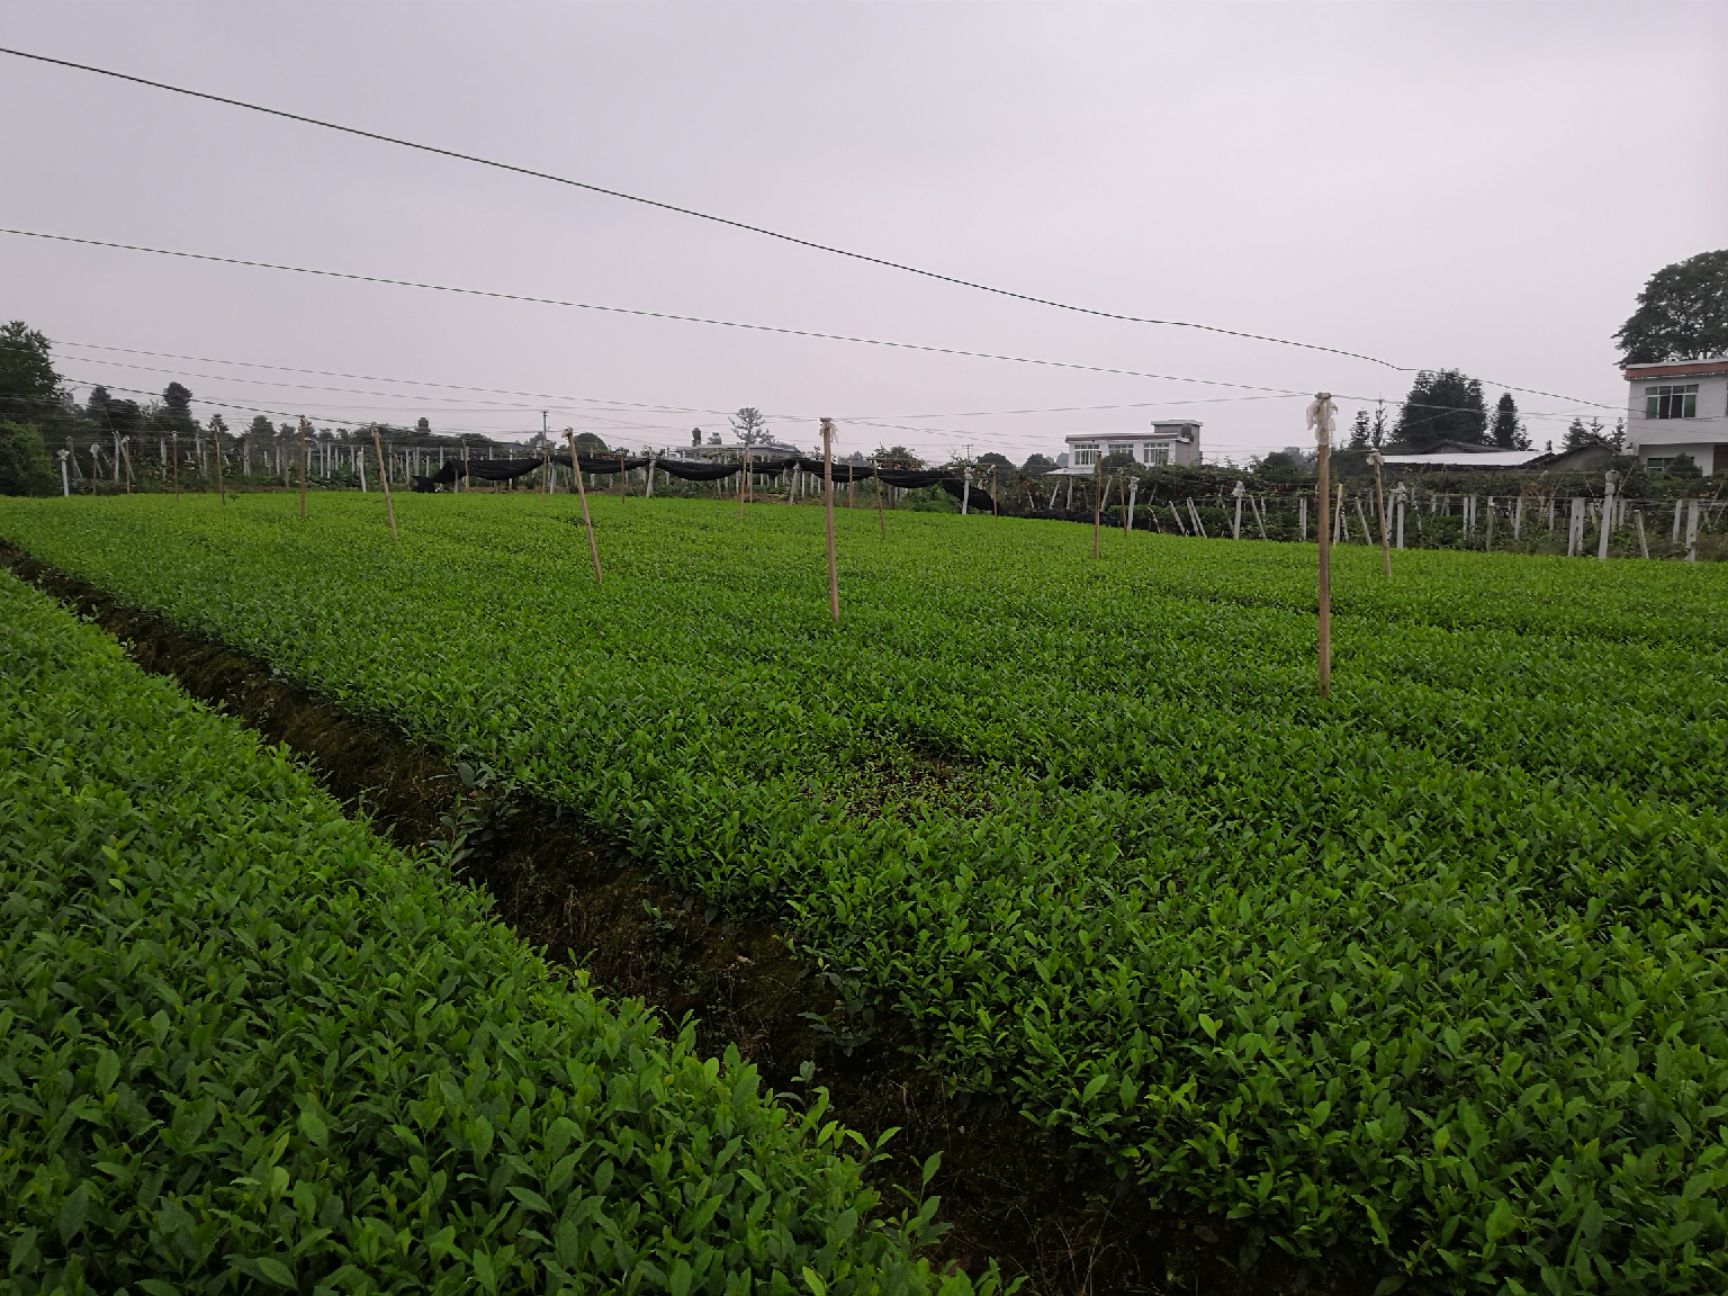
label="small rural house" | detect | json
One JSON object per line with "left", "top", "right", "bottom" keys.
{"left": 1623, "top": 356, "right": 1727, "bottom": 476}
{"left": 1052, "top": 421, "right": 1203, "bottom": 476}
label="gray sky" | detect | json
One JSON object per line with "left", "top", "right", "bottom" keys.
{"left": 3, "top": 2, "right": 1724, "bottom": 464}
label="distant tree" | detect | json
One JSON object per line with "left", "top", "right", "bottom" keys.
{"left": 1347, "top": 410, "right": 1370, "bottom": 450}
{"left": 1393, "top": 369, "right": 1487, "bottom": 451}
{"left": 1100, "top": 450, "right": 1137, "bottom": 469}
{"left": 247, "top": 414, "right": 274, "bottom": 440}
{"left": 729, "top": 407, "right": 770, "bottom": 446}
{"left": 707, "top": 431, "right": 722, "bottom": 445}
{"left": 1489, "top": 393, "right": 1525, "bottom": 450}
{"left": 0, "top": 321, "right": 60, "bottom": 421}
{"left": 0, "top": 419, "right": 54, "bottom": 495}
{"left": 1254, "top": 446, "right": 1316, "bottom": 476}
{"left": 85, "top": 385, "right": 113, "bottom": 424}
{"left": 691, "top": 427, "right": 702, "bottom": 447}
{"left": 415, "top": 416, "right": 431, "bottom": 437}
{"left": 571, "top": 431, "right": 609, "bottom": 454}
{"left": 102, "top": 399, "right": 143, "bottom": 438}
{"left": 1563, "top": 417, "right": 1609, "bottom": 451}
{"left": 976, "top": 451, "right": 1013, "bottom": 475}
{"left": 1665, "top": 452, "right": 1702, "bottom": 477}
{"left": 208, "top": 413, "right": 228, "bottom": 436}
{"left": 1609, "top": 417, "right": 1626, "bottom": 452}
{"left": 871, "top": 444, "right": 924, "bottom": 468}
{"left": 162, "top": 381, "right": 194, "bottom": 422}
{"left": 1614, "top": 249, "right": 1728, "bottom": 364}
{"left": 1019, "top": 453, "right": 1055, "bottom": 477}
{"left": 1369, "top": 404, "right": 1389, "bottom": 449}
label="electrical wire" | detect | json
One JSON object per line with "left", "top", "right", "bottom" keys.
{"left": 2, "top": 44, "right": 1418, "bottom": 371}
{"left": 6, "top": 227, "right": 1332, "bottom": 400}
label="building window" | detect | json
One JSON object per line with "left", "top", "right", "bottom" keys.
{"left": 1140, "top": 443, "right": 1171, "bottom": 466}
{"left": 1072, "top": 443, "right": 1099, "bottom": 466}
{"left": 1645, "top": 384, "right": 1698, "bottom": 419}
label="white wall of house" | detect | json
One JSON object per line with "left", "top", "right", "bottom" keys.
{"left": 1625, "top": 361, "right": 1727, "bottom": 476}
{"left": 1065, "top": 422, "right": 1202, "bottom": 469}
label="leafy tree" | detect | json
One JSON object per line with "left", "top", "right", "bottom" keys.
{"left": 976, "top": 452, "right": 1014, "bottom": 474}
{"left": 0, "top": 420, "right": 54, "bottom": 495}
{"left": 571, "top": 431, "right": 609, "bottom": 454}
{"left": 247, "top": 414, "right": 274, "bottom": 440}
{"left": 1489, "top": 393, "right": 1527, "bottom": 450}
{"left": 1020, "top": 453, "right": 1055, "bottom": 478}
{"left": 0, "top": 321, "right": 60, "bottom": 422}
{"left": 1609, "top": 417, "right": 1626, "bottom": 452}
{"left": 1100, "top": 451, "right": 1137, "bottom": 469}
{"left": 160, "top": 382, "right": 195, "bottom": 429}
{"left": 871, "top": 444, "right": 924, "bottom": 468}
{"left": 691, "top": 427, "right": 702, "bottom": 447}
{"left": 1348, "top": 410, "right": 1370, "bottom": 450}
{"left": 1614, "top": 249, "right": 1728, "bottom": 364}
{"left": 209, "top": 413, "right": 228, "bottom": 437}
{"left": 1370, "top": 405, "right": 1389, "bottom": 449}
{"left": 729, "top": 407, "right": 770, "bottom": 445}
{"left": 1393, "top": 369, "right": 1487, "bottom": 451}
{"left": 415, "top": 417, "right": 431, "bottom": 437}
{"left": 103, "top": 399, "right": 143, "bottom": 439}
{"left": 86, "top": 385, "right": 113, "bottom": 424}
{"left": 1254, "top": 446, "right": 1316, "bottom": 476}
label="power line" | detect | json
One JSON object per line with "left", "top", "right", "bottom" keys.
{"left": 4, "top": 226, "right": 1318, "bottom": 397}
{"left": 2, "top": 44, "right": 1411, "bottom": 370}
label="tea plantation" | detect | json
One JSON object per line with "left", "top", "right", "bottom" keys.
{"left": 0, "top": 568, "right": 989, "bottom": 1294}
{"left": 2, "top": 491, "right": 1725, "bottom": 1294}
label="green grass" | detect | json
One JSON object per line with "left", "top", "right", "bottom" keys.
{"left": 0, "top": 567, "right": 989, "bottom": 1295}
{"left": 3, "top": 490, "right": 1726, "bottom": 1294}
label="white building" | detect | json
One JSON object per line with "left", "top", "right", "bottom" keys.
{"left": 1053, "top": 421, "right": 1203, "bottom": 475}
{"left": 1624, "top": 357, "right": 1727, "bottom": 475}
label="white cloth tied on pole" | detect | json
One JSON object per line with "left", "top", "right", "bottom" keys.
{"left": 1306, "top": 392, "right": 1336, "bottom": 447}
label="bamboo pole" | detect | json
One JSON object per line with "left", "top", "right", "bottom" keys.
{"left": 874, "top": 457, "right": 886, "bottom": 539}
{"left": 822, "top": 419, "right": 839, "bottom": 623}
{"left": 171, "top": 432, "right": 180, "bottom": 501}
{"left": 371, "top": 427, "right": 397, "bottom": 540}
{"left": 297, "top": 416, "right": 309, "bottom": 520}
{"left": 564, "top": 430, "right": 603, "bottom": 583}
{"left": 1092, "top": 456, "right": 1102, "bottom": 558}
{"left": 211, "top": 429, "right": 226, "bottom": 504}
{"left": 1371, "top": 450, "right": 1390, "bottom": 576}
{"left": 1311, "top": 394, "right": 1334, "bottom": 699}
{"left": 119, "top": 438, "right": 134, "bottom": 494}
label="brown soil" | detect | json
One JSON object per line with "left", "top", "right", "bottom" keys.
{"left": 3, "top": 544, "right": 1401, "bottom": 1296}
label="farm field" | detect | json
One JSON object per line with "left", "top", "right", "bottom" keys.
{"left": 3, "top": 491, "right": 1726, "bottom": 1294}
{"left": 0, "top": 565, "right": 989, "bottom": 1294}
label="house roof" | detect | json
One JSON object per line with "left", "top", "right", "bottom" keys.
{"left": 1064, "top": 429, "right": 1196, "bottom": 444}
{"left": 1379, "top": 450, "right": 1545, "bottom": 468}
{"left": 1623, "top": 357, "right": 1728, "bottom": 381}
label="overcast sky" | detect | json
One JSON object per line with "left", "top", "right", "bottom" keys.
{"left": 3, "top": 2, "right": 1724, "bottom": 463}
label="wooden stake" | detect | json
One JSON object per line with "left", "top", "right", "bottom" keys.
{"left": 874, "top": 457, "right": 886, "bottom": 539}
{"left": 564, "top": 430, "right": 603, "bottom": 583}
{"left": 1312, "top": 394, "right": 1334, "bottom": 699}
{"left": 992, "top": 467, "right": 999, "bottom": 521}
{"left": 1371, "top": 451, "right": 1390, "bottom": 576}
{"left": 1635, "top": 510, "right": 1649, "bottom": 559}
{"left": 371, "top": 426, "right": 397, "bottom": 540}
{"left": 211, "top": 429, "right": 226, "bottom": 504}
{"left": 462, "top": 443, "right": 471, "bottom": 494}
{"left": 297, "top": 416, "right": 309, "bottom": 519}
{"left": 822, "top": 419, "right": 839, "bottom": 622}
{"left": 171, "top": 432, "right": 180, "bottom": 501}
{"left": 119, "top": 438, "right": 134, "bottom": 494}
{"left": 1092, "top": 455, "right": 1102, "bottom": 558}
